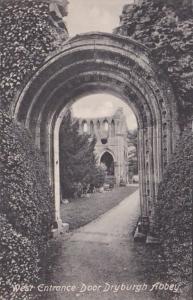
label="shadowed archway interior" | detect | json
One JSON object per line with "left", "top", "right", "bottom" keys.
{"left": 101, "top": 152, "right": 115, "bottom": 176}
{"left": 12, "top": 32, "right": 180, "bottom": 229}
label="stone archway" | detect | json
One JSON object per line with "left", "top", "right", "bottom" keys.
{"left": 100, "top": 151, "right": 115, "bottom": 176}
{"left": 12, "top": 32, "right": 180, "bottom": 230}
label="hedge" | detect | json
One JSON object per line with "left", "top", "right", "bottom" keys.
{"left": 114, "top": 0, "right": 193, "bottom": 127}
{"left": 0, "top": 111, "right": 55, "bottom": 299}
{"left": 0, "top": 111, "right": 55, "bottom": 250}
{"left": 0, "top": 0, "right": 67, "bottom": 112}
{"left": 155, "top": 130, "right": 193, "bottom": 299}
{"left": 0, "top": 215, "right": 39, "bottom": 300}
{"left": 0, "top": 1, "right": 68, "bottom": 298}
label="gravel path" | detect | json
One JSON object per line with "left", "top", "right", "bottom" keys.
{"left": 44, "top": 190, "right": 156, "bottom": 300}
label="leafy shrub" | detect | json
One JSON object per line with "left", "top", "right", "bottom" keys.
{"left": 0, "top": 0, "right": 67, "bottom": 112}
{"left": 0, "top": 215, "right": 39, "bottom": 300}
{"left": 155, "top": 130, "right": 193, "bottom": 297}
{"left": 114, "top": 0, "right": 193, "bottom": 127}
{"left": 0, "top": 111, "right": 55, "bottom": 253}
{"left": 0, "top": 1, "right": 68, "bottom": 299}
{"left": 59, "top": 110, "right": 104, "bottom": 198}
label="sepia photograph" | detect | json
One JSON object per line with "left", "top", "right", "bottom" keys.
{"left": 0, "top": 0, "right": 192, "bottom": 299}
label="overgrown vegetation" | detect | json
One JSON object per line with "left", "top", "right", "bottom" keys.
{"left": 155, "top": 130, "right": 193, "bottom": 299}
{"left": 0, "top": 1, "right": 67, "bottom": 299}
{"left": 115, "top": 1, "right": 193, "bottom": 297}
{"left": 0, "top": 112, "right": 54, "bottom": 247}
{"left": 0, "top": 215, "right": 39, "bottom": 300}
{"left": 114, "top": 0, "right": 193, "bottom": 128}
{"left": 59, "top": 110, "right": 105, "bottom": 198}
{"left": 0, "top": 111, "right": 55, "bottom": 300}
{"left": 0, "top": 0, "right": 66, "bottom": 112}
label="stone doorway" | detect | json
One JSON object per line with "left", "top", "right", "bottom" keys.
{"left": 100, "top": 152, "right": 115, "bottom": 176}
{"left": 12, "top": 32, "right": 180, "bottom": 230}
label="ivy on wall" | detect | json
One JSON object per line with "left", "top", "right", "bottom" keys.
{"left": 115, "top": 1, "right": 193, "bottom": 297}
{"left": 0, "top": 1, "right": 68, "bottom": 298}
{"left": 114, "top": 0, "right": 193, "bottom": 128}
{"left": 0, "top": 0, "right": 67, "bottom": 112}
{"left": 155, "top": 130, "right": 193, "bottom": 299}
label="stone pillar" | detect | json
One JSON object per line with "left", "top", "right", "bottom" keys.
{"left": 138, "top": 127, "right": 146, "bottom": 218}
{"left": 52, "top": 111, "right": 67, "bottom": 232}
{"left": 114, "top": 162, "right": 119, "bottom": 186}
{"left": 152, "top": 122, "right": 160, "bottom": 201}
{"left": 53, "top": 127, "right": 62, "bottom": 226}
{"left": 147, "top": 124, "right": 155, "bottom": 217}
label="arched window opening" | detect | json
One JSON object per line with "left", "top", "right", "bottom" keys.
{"left": 90, "top": 121, "right": 94, "bottom": 135}
{"left": 103, "top": 120, "right": 109, "bottom": 132}
{"left": 82, "top": 121, "right": 88, "bottom": 133}
{"left": 101, "top": 138, "right": 107, "bottom": 144}
{"left": 100, "top": 152, "right": 114, "bottom": 176}
{"left": 111, "top": 119, "right": 115, "bottom": 136}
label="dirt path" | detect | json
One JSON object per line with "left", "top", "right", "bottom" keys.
{"left": 44, "top": 190, "right": 156, "bottom": 300}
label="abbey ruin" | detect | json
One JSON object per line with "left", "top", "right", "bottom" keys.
{"left": 78, "top": 108, "right": 129, "bottom": 185}
{"left": 6, "top": 0, "right": 193, "bottom": 232}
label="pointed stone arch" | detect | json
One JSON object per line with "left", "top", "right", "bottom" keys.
{"left": 100, "top": 151, "right": 115, "bottom": 177}
{"left": 111, "top": 119, "right": 115, "bottom": 137}
{"left": 99, "top": 148, "right": 116, "bottom": 164}
{"left": 12, "top": 32, "right": 180, "bottom": 229}
{"left": 90, "top": 120, "right": 94, "bottom": 135}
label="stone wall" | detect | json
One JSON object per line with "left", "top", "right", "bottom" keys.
{"left": 77, "top": 108, "right": 129, "bottom": 185}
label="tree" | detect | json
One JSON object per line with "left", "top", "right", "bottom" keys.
{"left": 114, "top": 0, "right": 193, "bottom": 128}
{"left": 59, "top": 110, "right": 104, "bottom": 198}
{"left": 89, "top": 166, "right": 106, "bottom": 189}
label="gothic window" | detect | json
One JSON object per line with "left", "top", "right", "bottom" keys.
{"left": 103, "top": 120, "right": 109, "bottom": 132}
{"left": 90, "top": 121, "right": 94, "bottom": 135}
{"left": 111, "top": 120, "right": 115, "bottom": 136}
{"left": 97, "top": 120, "right": 100, "bottom": 130}
{"left": 82, "top": 121, "right": 88, "bottom": 133}
{"left": 100, "top": 152, "right": 114, "bottom": 176}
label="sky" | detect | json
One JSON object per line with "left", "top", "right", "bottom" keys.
{"left": 72, "top": 94, "right": 137, "bottom": 130}
{"left": 66, "top": 0, "right": 133, "bottom": 36}
{"left": 66, "top": 0, "right": 137, "bottom": 130}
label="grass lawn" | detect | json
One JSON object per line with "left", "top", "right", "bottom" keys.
{"left": 61, "top": 186, "right": 138, "bottom": 230}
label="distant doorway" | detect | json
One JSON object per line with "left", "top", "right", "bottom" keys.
{"left": 100, "top": 152, "right": 114, "bottom": 176}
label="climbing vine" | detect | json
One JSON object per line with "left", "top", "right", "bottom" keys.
{"left": 0, "top": 1, "right": 68, "bottom": 298}
{"left": 115, "top": 0, "right": 193, "bottom": 127}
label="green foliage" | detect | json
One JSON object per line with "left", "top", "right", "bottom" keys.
{"left": 116, "top": 2, "right": 192, "bottom": 293}
{"left": 0, "top": 111, "right": 55, "bottom": 248}
{"left": 0, "top": 1, "right": 66, "bottom": 297}
{"left": 0, "top": 215, "right": 39, "bottom": 300}
{"left": 115, "top": 1, "right": 193, "bottom": 126}
{"left": 59, "top": 110, "right": 104, "bottom": 198}
{"left": 0, "top": 0, "right": 66, "bottom": 112}
{"left": 90, "top": 167, "right": 106, "bottom": 188}
{"left": 0, "top": 111, "right": 55, "bottom": 298}
{"left": 155, "top": 130, "right": 193, "bottom": 294}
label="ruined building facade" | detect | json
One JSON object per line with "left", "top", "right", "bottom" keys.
{"left": 77, "top": 108, "right": 129, "bottom": 185}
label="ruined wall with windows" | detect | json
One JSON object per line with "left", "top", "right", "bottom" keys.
{"left": 77, "top": 108, "right": 129, "bottom": 185}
